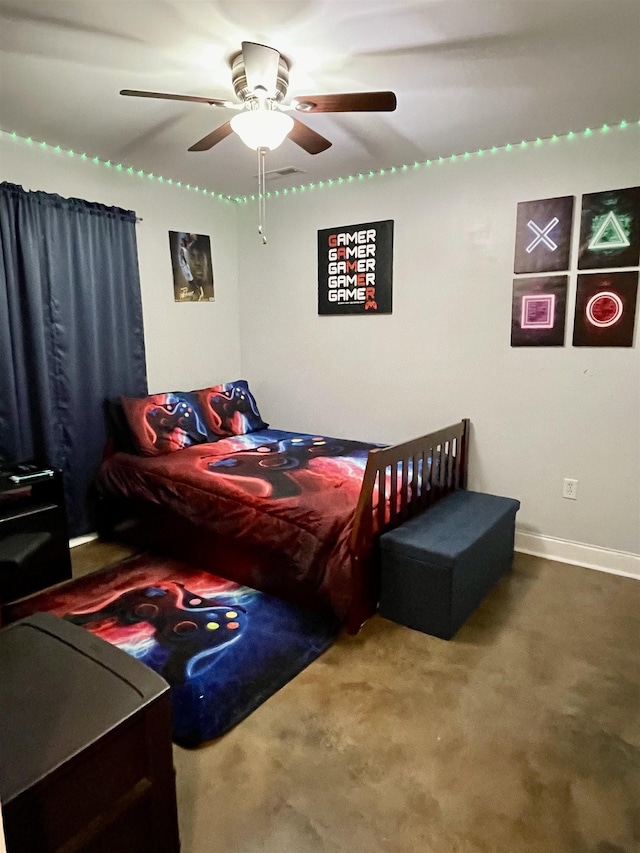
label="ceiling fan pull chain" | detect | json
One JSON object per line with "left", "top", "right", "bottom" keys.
{"left": 258, "top": 147, "right": 267, "bottom": 244}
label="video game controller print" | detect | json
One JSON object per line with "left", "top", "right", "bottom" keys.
{"left": 207, "top": 385, "right": 261, "bottom": 435}
{"left": 206, "top": 435, "right": 354, "bottom": 498}
{"left": 66, "top": 583, "right": 247, "bottom": 684}
{"left": 146, "top": 397, "right": 208, "bottom": 452}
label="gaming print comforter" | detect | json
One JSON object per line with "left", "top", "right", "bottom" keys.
{"left": 98, "top": 429, "right": 379, "bottom": 619}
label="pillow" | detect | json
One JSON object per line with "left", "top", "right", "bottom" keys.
{"left": 121, "top": 391, "right": 210, "bottom": 456}
{"left": 195, "top": 380, "right": 268, "bottom": 437}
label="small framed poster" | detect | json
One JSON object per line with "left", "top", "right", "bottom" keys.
{"left": 577, "top": 186, "right": 640, "bottom": 270}
{"left": 318, "top": 220, "right": 393, "bottom": 315}
{"left": 573, "top": 271, "right": 638, "bottom": 347}
{"left": 511, "top": 276, "right": 568, "bottom": 346}
{"left": 169, "top": 231, "right": 215, "bottom": 302}
{"left": 513, "top": 196, "right": 574, "bottom": 274}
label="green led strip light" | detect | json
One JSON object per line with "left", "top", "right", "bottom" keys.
{"left": 234, "top": 119, "right": 638, "bottom": 204}
{"left": 3, "top": 120, "right": 637, "bottom": 206}
{"left": 0, "top": 130, "right": 235, "bottom": 203}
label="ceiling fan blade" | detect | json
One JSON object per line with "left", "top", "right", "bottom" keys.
{"left": 120, "top": 89, "right": 234, "bottom": 108}
{"left": 241, "top": 41, "right": 280, "bottom": 97}
{"left": 188, "top": 121, "right": 234, "bottom": 152}
{"left": 288, "top": 119, "right": 332, "bottom": 155}
{"left": 292, "top": 91, "right": 397, "bottom": 113}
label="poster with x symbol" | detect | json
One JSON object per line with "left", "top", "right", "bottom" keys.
{"left": 514, "top": 196, "right": 575, "bottom": 274}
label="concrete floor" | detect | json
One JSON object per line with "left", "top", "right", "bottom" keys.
{"left": 72, "top": 542, "right": 640, "bottom": 853}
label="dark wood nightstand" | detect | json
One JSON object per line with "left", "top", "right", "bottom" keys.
{"left": 0, "top": 467, "right": 72, "bottom": 606}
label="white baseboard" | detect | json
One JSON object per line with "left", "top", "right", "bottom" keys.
{"left": 70, "top": 530, "right": 639, "bottom": 580}
{"left": 69, "top": 533, "right": 98, "bottom": 549}
{"left": 515, "top": 530, "right": 640, "bottom": 580}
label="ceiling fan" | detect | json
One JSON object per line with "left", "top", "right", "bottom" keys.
{"left": 120, "top": 40, "right": 397, "bottom": 156}
{"left": 121, "top": 41, "right": 396, "bottom": 243}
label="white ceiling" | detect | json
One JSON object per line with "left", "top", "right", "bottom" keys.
{"left": 1, "top": 0, "right": 639, "bottom": 198}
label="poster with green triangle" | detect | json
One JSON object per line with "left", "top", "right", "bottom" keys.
{"left": 578, "top": 186, "right": 640, "bottom": 269}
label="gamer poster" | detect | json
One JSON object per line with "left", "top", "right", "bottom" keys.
{"left": 318, "top": 220, "right": 393, "bottom": 315}
{"left": 169, "top": 231, "right": 215, "bottom": 302}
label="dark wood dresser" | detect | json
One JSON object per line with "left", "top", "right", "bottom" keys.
{"left": 0, "top": 612, "right": 180, "bottom": 852}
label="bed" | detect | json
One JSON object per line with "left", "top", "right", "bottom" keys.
{"left": 96, "top": 382, "right": 469, "bottom": 633}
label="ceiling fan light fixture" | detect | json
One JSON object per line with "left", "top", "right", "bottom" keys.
{"left": 230, "top": 109, "right": 294, "bottom": 150}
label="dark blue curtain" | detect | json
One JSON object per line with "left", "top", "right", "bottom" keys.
{"left": 0, "top": 182, "right": 147, "bottom": 535}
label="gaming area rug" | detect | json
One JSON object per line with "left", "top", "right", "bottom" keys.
{"left": 4, "top": 554, "right": 341, "bottom": 747}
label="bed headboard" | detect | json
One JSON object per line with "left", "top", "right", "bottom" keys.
{"left": 350, "top": 418, "right": 470, "bottom": 558}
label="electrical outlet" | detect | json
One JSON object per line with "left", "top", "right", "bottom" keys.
{"left": 562, "top": 478, "right": 578, "bottom": 500}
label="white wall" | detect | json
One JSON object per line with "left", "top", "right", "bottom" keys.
{"left": 2, "top": 129, "right": 638, "bottom": 559}
{"left": 0, "top": 135, "right": 241, "bottom": 393}
{"left": 237, "top": 128, "right": 640, "bottom": 558}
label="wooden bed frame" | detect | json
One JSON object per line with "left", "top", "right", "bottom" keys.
{"left": 346, "top": 418, "right": 469, "bottom": 632}
{"left": 97, "top": 419, "right": 470, "bottom": 634}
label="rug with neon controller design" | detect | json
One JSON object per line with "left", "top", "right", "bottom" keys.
{"left": 4, "top": 554, "right": 341, "bottom": 747}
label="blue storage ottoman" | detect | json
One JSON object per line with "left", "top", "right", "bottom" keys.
{"left": 379, "top": 490, "right": 520, "bottom": 640}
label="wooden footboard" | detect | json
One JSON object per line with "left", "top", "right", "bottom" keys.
{"left": 346, "top": 418, "right": 470, "bottom": 632}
